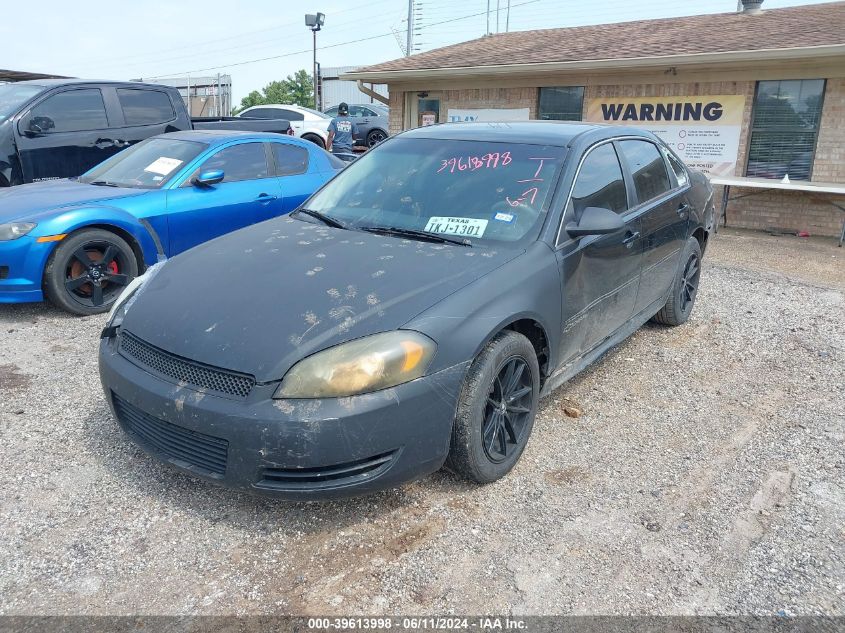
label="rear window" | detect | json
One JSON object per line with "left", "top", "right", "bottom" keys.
{"left": 117, "top": 88, "right": 175, "bottom": 126}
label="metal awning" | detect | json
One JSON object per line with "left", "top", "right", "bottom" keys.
{"left": 0, "top": 69, "right": 69, "bottom": 83}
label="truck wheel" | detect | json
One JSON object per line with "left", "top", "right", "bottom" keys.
{"left": 44, "top": 229, "right": 138, "bottom": 316}
{"left": 652, "top": 236, "right": 702, "bottom": 326}
{"left": 301, "top": 134, "right": 325, "bottom": 149}
{"left": 366, "top": 129, "right": 387, "bottom": 147}
{"left": 445, "top": 331, "right": 540, "bottom": 484}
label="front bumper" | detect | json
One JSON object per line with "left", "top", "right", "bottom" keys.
{"left": 98, "top": 333, "right": 468, "bottom": 500}
{"left": 0, "top": 236, "right": 53, "bottom": 303}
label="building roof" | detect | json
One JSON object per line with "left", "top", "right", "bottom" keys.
{"left": 344, "top": 2, "right": 845, "bottom": 81}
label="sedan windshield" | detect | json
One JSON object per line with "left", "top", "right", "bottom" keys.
{"left": 0, "top": 84, "right": 44, "bottom": 122}
{"left": 78, "top": 137, "right": 206, "bottom": 189}
{"left": 302, "top": 137, "right": 566, "bottom": 245}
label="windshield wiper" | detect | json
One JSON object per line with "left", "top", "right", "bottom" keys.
{"left": 293, "top": 208, "right": 350, "bottom": 230}
{"left": 362, "top": 226, "right": 472, "bottom": 247}
{"left": 88, "top": 180, "right": 120, "bottom": 187}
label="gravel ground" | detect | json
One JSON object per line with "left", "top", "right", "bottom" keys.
{"left": 0, "top": 228, "right": 842, "bottom": 616}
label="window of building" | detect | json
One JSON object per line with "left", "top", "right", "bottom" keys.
{"left": 272, "top": 143, "right": 309, "bottom": 176}
{"left": 618, "top": 140, "right": 672, "bottom": 204}
{"left": 746, "top": 79, "right": 825, "bottom": 181}
{"left": 30, "top": 89, "right": 108, "bottom": 132}
{"left": 198, "top": 143, "right": 269, "bottom": 182}
{"left": 117, "top": 89, "right": 175, "bottom": 125}
{"left": 568, "top": 142, "right": 628, "bottom": 221}
{"left": 538, "top": 87, "right": 584, "bottom": 121}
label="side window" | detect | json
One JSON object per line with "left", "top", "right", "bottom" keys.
{"left": 117, "top": 89, "right": 175, "bottom": 125}
{"left": 242, "top": 108, "right": 276, "bottom": 119}
{"left": 348, "top": 106, "right": 367, "bottom": 118}
{"left": 277, "top": 108, "right": 305, "bottom": 121}
{"left": 618, "top": 140, "right": 672, "bottom": 204}
{"left": 199, "top": 143, "right": 269, "bottom": 183}
{"left": 30, "top": 89, "right": 108, "bottom": 133}
{"left": 568, "top": 143, "right": 628, "bottom": 220}
{"left": 666, "top": 151, "right": 688, "bottom": 187}
{"left": 324, "top": 107, "right": 338, "bottom": 117}
{"left": 272, "top": 143, "right": 309, "bottom": 176}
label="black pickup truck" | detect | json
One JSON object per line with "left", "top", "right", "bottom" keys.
{"left": 0, "top": 79, "right": 293, "bottom": 187}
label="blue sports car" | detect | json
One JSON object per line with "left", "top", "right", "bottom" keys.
{"left": 0, "top": 130, "right": 342, "bottom": 314}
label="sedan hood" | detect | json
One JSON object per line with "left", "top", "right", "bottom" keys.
{"left": 0, "top": 179, "right": 145, "bottom": 223}
{"left": 122, "top": 216, "right": 520, "bottom": 382}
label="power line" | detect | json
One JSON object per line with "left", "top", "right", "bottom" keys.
{"left": 143, "top": 0, "right": 539, "bottom": 79}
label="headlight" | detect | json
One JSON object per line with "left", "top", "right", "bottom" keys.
{"left": 275, "top": 331, "right": 436, "bottom": 399}
{"left": 0, "top": 222, "right": 36, "bottom": 241}
{"left": 104, "top": 261, "right": 165, "bottom": 330}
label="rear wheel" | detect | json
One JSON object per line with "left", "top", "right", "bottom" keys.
{"left": 652, "top": 236, "right": 702, "bottom": 326}
{"left": 301, "top": 134, "right": 325, "bottom": 149}
{"left": 366, "top": 129, "right": 387, "bottom": 147}
{"left": 446, "top": 331, "right": 540, "bottom": 483}
{"left": 44, "top": 229, "right": 138, "bottom": 316}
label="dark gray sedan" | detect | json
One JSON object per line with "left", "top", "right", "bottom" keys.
{"left": 99, "top": 122, "right": 714, "bottom": 499}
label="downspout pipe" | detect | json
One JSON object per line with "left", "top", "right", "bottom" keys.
{"left": 357, "top": 80, "right": 390, "bottom": 106}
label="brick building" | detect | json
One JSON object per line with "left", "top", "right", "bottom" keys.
{"left": 344, "top": 1, "right": 845, "bottom": 237}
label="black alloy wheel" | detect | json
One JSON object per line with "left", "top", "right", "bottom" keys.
{"left": 679, "top": 252, "right": 700, "bottom": 313}
{"left": 446, "top": 330, "right": 540, "bottom": 483}
{"left": 367, "top": 129, "right": 387, "bottom": 147}
{"left": 482, "top": 356, "right": 533, "bottom": 463}
{"left": 44, "top": 229, "right": 139, "bottom": 315}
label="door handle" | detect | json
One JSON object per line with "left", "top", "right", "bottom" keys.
{"left": 256, "top": 193, "right": 277, "bottom": 202}
{"left": 94, "top": 138, "right": 116, "bottom": 148}
{"left": 677, "top": 203, "right": 690, "bottom": 217}
{"left": 622, "top": 231, "right": 640, "bottom": 248}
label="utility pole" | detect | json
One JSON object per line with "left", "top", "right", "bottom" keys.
{"left": 496, "top": 0, "right": 500, "bottom": 33}
{"left": 486, "top": 0, "right": 491, "bottom": 34}
{"left": 406, "top": 0, "right": 414, "bottom": 56}
{"left": 506, "top": 0, "right": 511, "bottom": 32}
{"left": 305, "top": 13, "right": 325, "bottom": 109}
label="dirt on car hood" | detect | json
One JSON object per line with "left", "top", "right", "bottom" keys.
{"left": 121, "top": 215, "right": 520, "bottom": 382}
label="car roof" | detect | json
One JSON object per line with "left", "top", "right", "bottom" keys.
{"left": 154, "top": 130, "right": 303, "bottom": 146}
{"left": 399, "top": 121, "right": 651, "bottom": 146}
{"left": 12, "top": 78, "right": 173, "bottom": 90}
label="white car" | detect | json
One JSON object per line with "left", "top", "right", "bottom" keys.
{"left": 238, "top": 104, "right": 331, "bottom": 148}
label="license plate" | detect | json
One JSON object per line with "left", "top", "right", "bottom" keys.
{"left": 424, "top": 216, "right": 488, "bottom": 238}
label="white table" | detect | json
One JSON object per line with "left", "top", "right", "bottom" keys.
{"left": 709, "top": 176, "right": 845, "bottom": 247}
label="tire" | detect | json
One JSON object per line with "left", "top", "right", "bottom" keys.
{"left": 301, "top": 134, "right": 325, "bottom": 149}
{"left": 445, "top": 331, "right": 540, "bottom": 484}
{"left": 366, "top": 129, "right": 387, "bottom": 147}
{"left": 652, "top": 236, "right": 703, "bottom": 326}
{"left": 44, "top": 229, "right": 139, "bottom": 316}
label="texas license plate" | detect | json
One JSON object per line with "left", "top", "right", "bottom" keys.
{"left": 424, "top": 216, "right": 488, "bottom": 238}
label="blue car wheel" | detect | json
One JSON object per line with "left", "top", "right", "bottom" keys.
{"left": 43, "top": 229, "right": 139, "bottom": 316}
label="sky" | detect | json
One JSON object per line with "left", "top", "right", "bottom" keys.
{"left": 2, "top": 0, "right": 839, "bottom": 107}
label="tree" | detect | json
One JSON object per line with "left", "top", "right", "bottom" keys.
{"left": 234, "top": 70, "right": 314, "bottom": 113}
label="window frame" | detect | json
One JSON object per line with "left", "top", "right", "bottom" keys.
{"left": 29, "top": 87, "right": 110, "bottom": 133}
{"left": 744, "top": 79, "right": 827, "bottom": 181}
{"left": 116, "top": 87, "right": 177, "bottom": 127}
{"left": 538, "top": 86, "right": 585, "bottom": 122}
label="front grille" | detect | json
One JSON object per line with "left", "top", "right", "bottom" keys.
{"left": 257, "top": 450, "right": 396, "bottom": 491}
{"left": 0, "top": 266, "right": 8, "bottom": 280}
{"left": 119, "top": 331, "right": 255, "bottom": 398}
{"left": 112, "top": 393, "right": 228, "bottom": 477}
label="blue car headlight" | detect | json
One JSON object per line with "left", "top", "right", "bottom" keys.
{"left": 0, "top": 222, "right": 37, "bottom": 241}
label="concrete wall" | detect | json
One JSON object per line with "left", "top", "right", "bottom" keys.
{"left": 386, "top": 64, "right": 845, "bottom": 237}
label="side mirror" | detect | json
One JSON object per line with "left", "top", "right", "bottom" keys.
{"left": 194, "top": 169, "right": 224, "bottom": 187}
{"left": 565, "top": 206, "right": 625, "bottom": 238}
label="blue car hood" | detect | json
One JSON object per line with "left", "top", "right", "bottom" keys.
{"left": 122, "top": 215, "right": 521, "bottom": 383}
{"left": 0, "top": 179, "right": 146, "bottom": 223}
